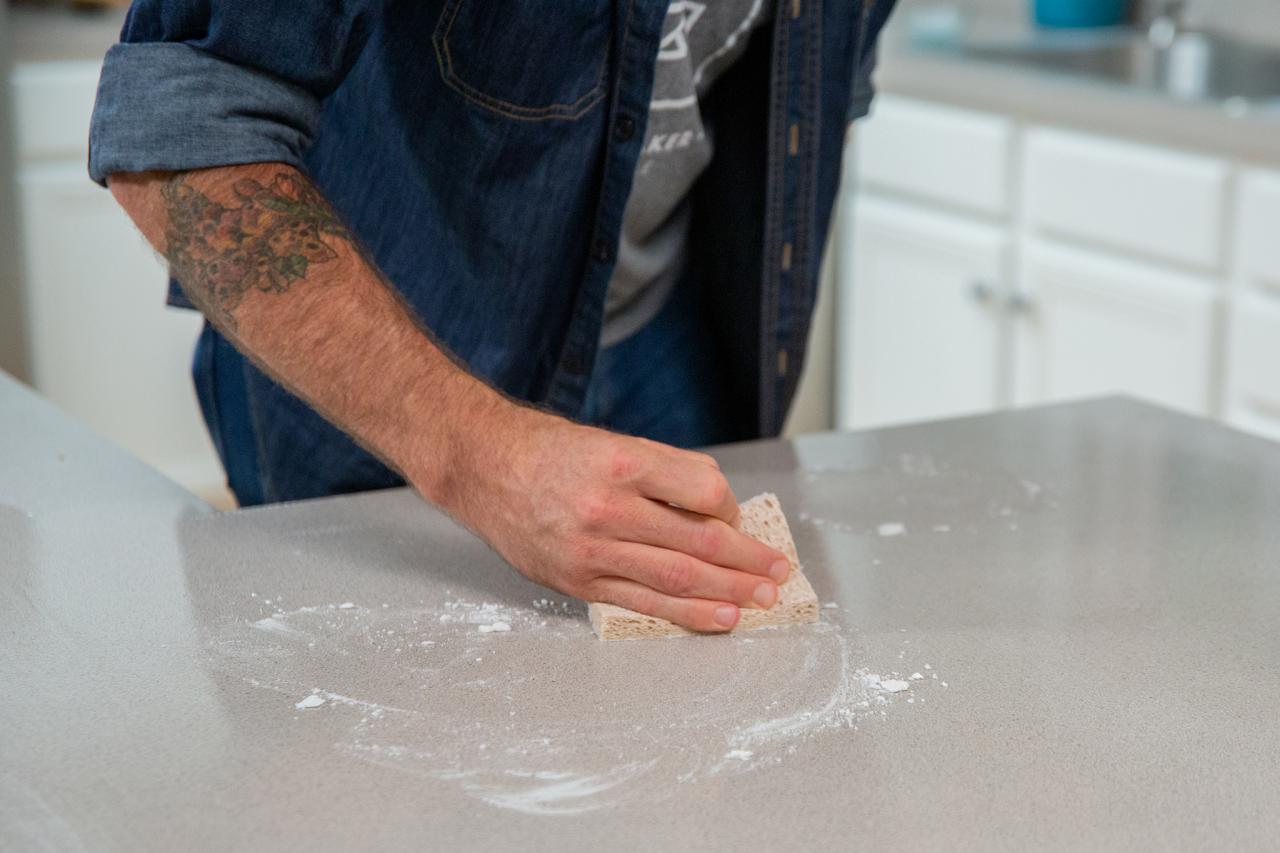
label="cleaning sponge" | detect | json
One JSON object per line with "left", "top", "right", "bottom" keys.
{"left": 588, "top": 493, "right": 819, "bottom": 640}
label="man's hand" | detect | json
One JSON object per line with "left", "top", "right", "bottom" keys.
{"left": 434, "top": 404, "right": 792, "bottom": 633}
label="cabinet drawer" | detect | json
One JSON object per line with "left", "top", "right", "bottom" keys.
{"left": 11, "top": 61, "right": 102, "bottom": 162}
{"left": 1023, "top": 129, "right": 1228, "bottom": 271}
{"left": 854, "top": 96, "right": 1012, "bottom": 216}
{"left": 1236, "top": 169, "right": 1280, "bottom": 294}
{"left": 1225, "top": 292, "right": 1280, "bottom": 443}
{"left": 1015, "top": 241, "right": 1218, "bottom": 416}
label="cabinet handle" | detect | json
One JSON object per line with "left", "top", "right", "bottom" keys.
{"left": 969, "top": 280, "right": 995, "bottom": 304}
{"left": 1005, "top": 291, "right": 1036, "bottom": 314}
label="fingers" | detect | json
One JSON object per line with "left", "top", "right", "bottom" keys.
{"left": 634, "top": 453, "right": 739, "bottom": 524}
{"left": 681, "top": 450, "right": 721, "bottom": 470}
{"left": 606, "top": 541, "right": 779, "bottom": 609}
{"left": 588, "top": 576, "right": 741, "bottom": 633}
{"left": 601, "top": 435, "right": 737, "bottom": 524}
{"left": 625, "top": 500, "right": 790, "bottom": 584}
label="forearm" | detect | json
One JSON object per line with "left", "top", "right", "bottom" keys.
{"left": 109, "top": 163, "right": 787, "bottom": 632}
{"left": 109, "top": 163, "right": 506, "bottom": 504}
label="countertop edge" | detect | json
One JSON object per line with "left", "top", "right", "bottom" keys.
{"left": 873, "top": 45, "right": 1280, "bottom": 166}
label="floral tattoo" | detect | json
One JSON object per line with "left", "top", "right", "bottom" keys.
{"left": 161, "top": 172, "right": 351, "bottom": 328}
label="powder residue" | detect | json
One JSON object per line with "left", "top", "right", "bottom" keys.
{"left": 216, "top": 595, "right": 942, "bottom": 816}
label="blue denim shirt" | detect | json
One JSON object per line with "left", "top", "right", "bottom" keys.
{"left": 89, "top": 0, "right": 893, "bottom": 440}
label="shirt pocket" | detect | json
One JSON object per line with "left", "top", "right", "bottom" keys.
{"left": 432, "top": 0, "right": 613, "bottom": 121}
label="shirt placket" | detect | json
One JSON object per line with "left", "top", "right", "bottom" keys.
{"left": 759, "top": 0, "right": 828, "bottom": 435}
{"left": 544, "top": 0, "right": 670, "bottom": 417}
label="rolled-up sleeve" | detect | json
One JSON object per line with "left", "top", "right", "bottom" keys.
{"left": 88, "top": 0, "right": 373, "bottom": 186}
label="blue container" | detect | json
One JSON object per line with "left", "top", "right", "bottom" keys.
{"left": 1033, "top": 0, "right": 1128, "bottom": 27}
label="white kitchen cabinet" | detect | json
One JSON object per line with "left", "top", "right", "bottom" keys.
{"left": 1014, "top": 241, "right": 1218, "bottom": 415}
{"left": 1236, "top": 169, "right": 1280, "bottom": 295}
{"left": 18, "top": 162, "right": 225, "bottom": 494}
{"left": 837, "top": 194, "right": 1010, "bottom": 430}
{"left": 11, "top": 61, "right": 101, "bottom": 162}
{"left": 1222, "top": 169, "right": 1280, "bottom": 442}
{"left": 838, "top": 94, "right": 1279, "bottom": 439}
{"left": 13, "top": 61, "right": 229, "bottom": 502}
{"left": 1022, "top": 128, "right": 1228, "bottom": 272}
{"left": 854, "top": 97, "right": 1013, "bottom": 216}
{"left": 1224, "top": 294, "right": 1280, "bottom": 443}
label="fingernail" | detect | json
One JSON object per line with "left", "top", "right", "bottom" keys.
{"left": 714, "top": 605, "right": 740, "bottom": 627}
{"left": 753, "top": 582, "right": 777, "bottom": 608}
{"left": 769, "top": 559, "right": 789, "bottom": 584}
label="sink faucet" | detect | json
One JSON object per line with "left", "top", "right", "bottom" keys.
{"left": 1148, "top": 0, "right": 1189, "bottom": 47}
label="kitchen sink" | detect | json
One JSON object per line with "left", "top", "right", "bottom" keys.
{"left": 948, "top": 27, "right": 1280, "bottom": 106}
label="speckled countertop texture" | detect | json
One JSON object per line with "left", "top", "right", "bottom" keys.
{"left": 4, "top": 372, "right": 1280, "bottom": 850}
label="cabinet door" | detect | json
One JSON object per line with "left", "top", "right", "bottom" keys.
{"left": 1015, "top": 241, "right": 1218, "bottom": 415}
{"left": 1223, "top": 169, "right": 1280, "bottom": 443}
{"left": 18, "top": 163, "right": 225, "bottom": 496}
{"left": 1224, "top": 292, "right": 1280, "bottom": 443}
{"left": 1236, "top": 169, "right": 1280, "bottom": 295}
{"left": 836, "top": 195, "right": 1009, "bottom": 430}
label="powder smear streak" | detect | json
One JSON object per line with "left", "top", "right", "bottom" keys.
{"left": 207, "top": 592, "right": 941, "bottom": 817}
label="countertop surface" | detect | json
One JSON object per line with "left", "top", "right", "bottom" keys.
{"left": 4, "top": 372, "right": 1280, "bottom": 850}
{"left": 874, "top": 18, "right": 1280, "bottom": 165}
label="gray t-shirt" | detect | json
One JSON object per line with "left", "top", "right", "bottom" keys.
{"left": 601, "top": 0, "right": 771, "bottom": 347}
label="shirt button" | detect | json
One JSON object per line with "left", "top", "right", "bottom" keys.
{"left": 614, "top": 114, "right": 636, "bottom": 141}
{"left": 563, "top": 351, "right": 587, "bottom": 376}
{"left": 591, "top": 238, "right": 613, "bottom": 264}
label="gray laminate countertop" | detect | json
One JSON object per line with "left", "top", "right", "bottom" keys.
{"left": 3, "top": 371, "right": 1280, "bottom": 851}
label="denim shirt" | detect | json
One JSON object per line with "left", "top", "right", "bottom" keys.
{"left": 89, "top": 0, "right": 894, "bottom": 440}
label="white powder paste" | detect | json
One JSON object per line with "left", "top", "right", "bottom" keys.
{"left": 797, "top": 512, "right": 856, "bottom": 533}
{"left": 797, "top": 457, "right": 1050, "bottom": 544}
{"left": 210, "top": 594, "right": 943, "bottom": 817}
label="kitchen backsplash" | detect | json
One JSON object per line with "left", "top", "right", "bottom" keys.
{"left": 929, "top": 0, "right": 1280, "bottom": 48}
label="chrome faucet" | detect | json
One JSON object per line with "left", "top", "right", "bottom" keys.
{"left": 1148, "top": 0, "right": 1189, "bottom": 48}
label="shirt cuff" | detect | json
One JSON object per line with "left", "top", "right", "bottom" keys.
{"left": 88, "top": 42, "right": 322, "bottom": 186}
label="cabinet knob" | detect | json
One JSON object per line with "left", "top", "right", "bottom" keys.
{"left": 1006, "top": 291, "right": 1036, "bottom": 314}
{"left": 969, "top": 280, "right": 995, "bottom": 304}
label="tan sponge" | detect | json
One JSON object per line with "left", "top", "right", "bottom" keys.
{"left": 588, "top": 493, "right": 819, "bottom": 640}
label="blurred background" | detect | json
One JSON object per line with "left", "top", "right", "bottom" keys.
{"left": 1, "top": 0, "right": 1278, "bottom": 509}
